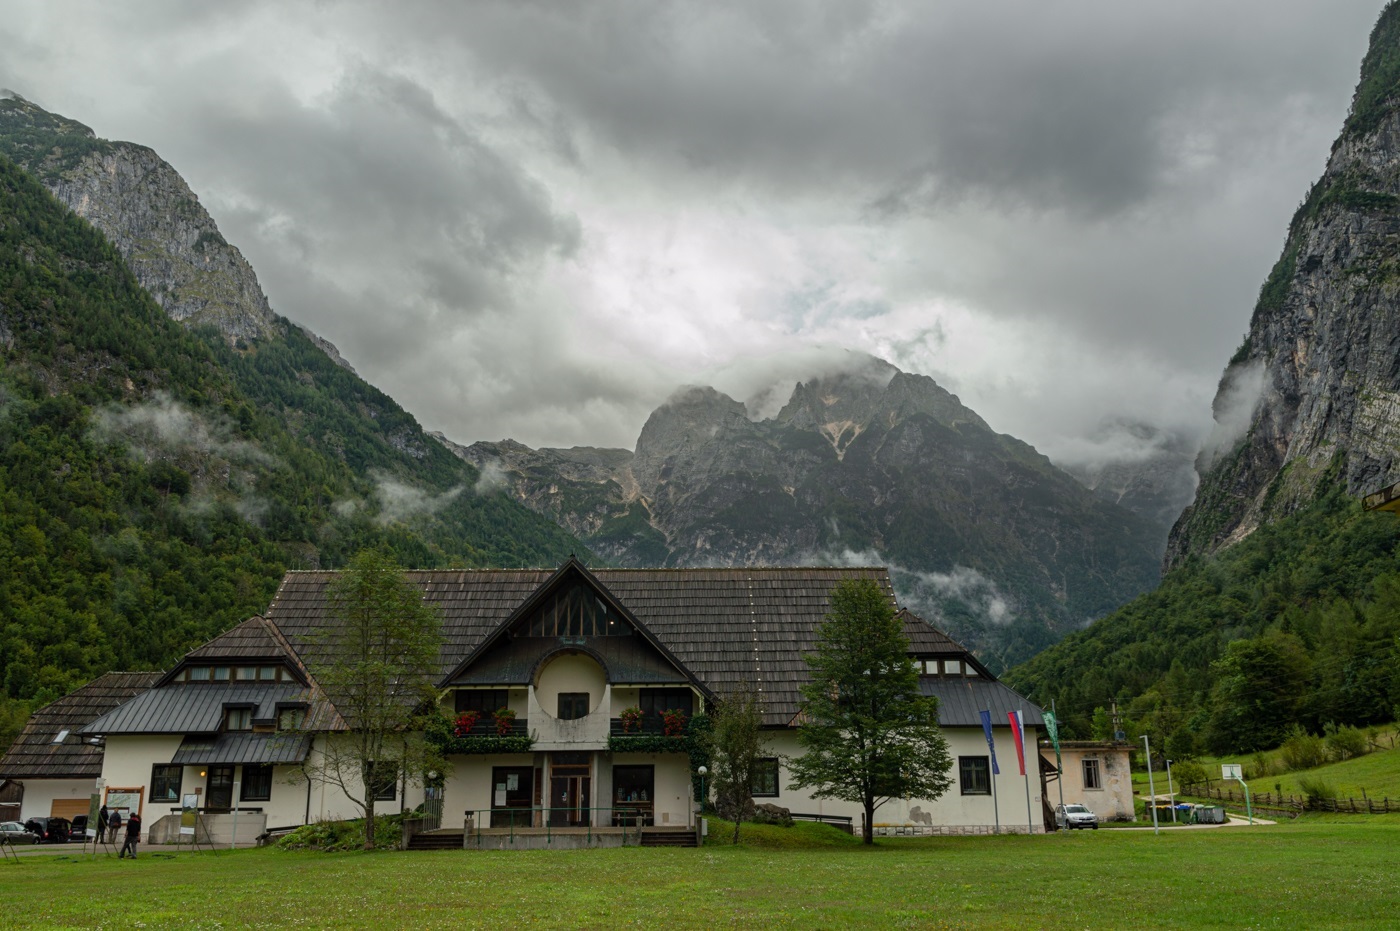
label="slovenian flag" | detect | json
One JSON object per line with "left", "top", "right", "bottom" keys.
{"left": 978, "top": 710, "right": 1000, "bottom": 775}
{"left": 1007, "top": 709, "right": 1027, "bottom": 776}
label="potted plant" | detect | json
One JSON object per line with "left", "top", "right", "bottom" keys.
{"left": 620, "top": 706, "right": 643, "bottom": 734}
{"left": 452, "top": 710, "right": 481, "bottom": 737}
{"left": 493, "top": 707, "right": 517, "bottom": 736}
{"left": 660, "top": 708, "right": 688, "bottom": 737}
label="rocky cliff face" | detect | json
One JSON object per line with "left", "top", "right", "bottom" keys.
{"left": 1167, "top": 6, "right": 1400, "bottom": 567}
{"left": 0, "top": 95, "right": 351, "bottom": 364}
{"left": 445, "top": 355, "right": 1163, "bottom": 668}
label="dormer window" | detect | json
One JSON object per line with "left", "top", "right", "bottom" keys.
{"left": 236, "top": 667, "right": 256, "bottom": 681}
{"left": 277, "top": 706, "right": 306, "bottom": 731}
{"left": 259, "top": 666, "right": 278, "bottom": 681}
{"left": 225, "top": 707, "right": 252, "bottom": 731}
{"left": 944, "top": 660, "right": 963, "bottom": 676}
{"left": 189, "top": 667, "right": 211, "bottom": 682}
{"left": 213, "top": 667, "right": 231, "bottom": 681}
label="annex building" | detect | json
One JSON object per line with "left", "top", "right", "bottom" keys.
{"left": 1, "top": 559, "right": 1048, "bottom": 843}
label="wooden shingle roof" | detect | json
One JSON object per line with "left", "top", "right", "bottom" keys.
{"left": 264, "top": 564, "right": 901, "bottom": 726}
{"left": 0, "top": 672, "right": 161, "bottom": 779}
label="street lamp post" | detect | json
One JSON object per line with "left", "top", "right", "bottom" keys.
{"left": 1165, "top": 759, "right": 1177, "bottom": 822}
{"left": 1141, "top": 736, "right": 1159, "bottom": 836}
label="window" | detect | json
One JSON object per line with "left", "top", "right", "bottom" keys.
{"left": 959, "top": 756, "right": 991, "bottom": 795}
{"left": 751, "top": 758, "right": 780, "bottom": 797}
{"left": 150, "top": 764, "right": 182, "bottom": 802}
{"left": 224, "top": 707, "right": 252, "bottom": 731}
{"left": 1082, "top": 758, "right": 1102, "bottom": 790}
{"left": 277, "top": 706, "right": 306, "bottom": 731}
{"left": 236, "top": 666, "right": 256, "bottom": 681}
{"left": 524, "top": 582, "right": 627, "bottom": 637}
{"left": 455, "top": 689, "right": 509, "bottom": 714}
{"left": 258, "top": 666, "right": 278, "bottom": 681}
{"left": 213, "top": 666, "right": 230, "bottom": 681}
{"left": 558, "top": 692, "right": 590, "bottom": 720}
{"left": 638, "top": 689, "right": 693, "bottom": 717}
{"left": 188, "top": 666, "right": 210, "bottom": 682}
{"left": 366, "top": 762, "right": 396, "bottom": 801}
{"left": 943, "top": 660, "right": 963, "bottom": 675}
{"left": 241, "top": 764, "right": 273, "bottom": 802}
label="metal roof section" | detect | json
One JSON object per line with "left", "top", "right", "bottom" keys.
{"left": 0, "top": 672, "right": 162, "bottom": 779}
{"left": 921, "top": 677, "right": 1045, "bottom": 728}
{"left": 81, "top": 683, "right": 310, "bottom": 736}
{"left": 169, "top": 732, "right": 312, "bottom": 766}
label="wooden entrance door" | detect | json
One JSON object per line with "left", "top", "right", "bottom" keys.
{"left": 548, "top": 753, "right": 591, "bottom": 826}
{"left": 206, "top": 765, "right": 234, "bottom": 810}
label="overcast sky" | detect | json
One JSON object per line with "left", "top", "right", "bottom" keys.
{"left": 0, "top": 1, "right": 1384, "bottom": 464}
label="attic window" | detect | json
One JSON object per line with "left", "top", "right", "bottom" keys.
{"left": 944, "top": 660, "right": 963, "bottom": 676}
{"left": 188, "top": 667, "right": 211, "bottom": 682}
{"left": 525, "top": 582, "right": 626, "bottom": 637}
{"left": 52, "top": 729, "right": 70, "bottom": 744}
{"left": 225, "top": 707, "right": 252, "bottom": 731}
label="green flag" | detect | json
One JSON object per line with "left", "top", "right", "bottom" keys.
{"left": 1043, "top": 711, "right": 1061, "bottom": 753}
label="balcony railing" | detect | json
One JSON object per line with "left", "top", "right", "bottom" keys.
{"left": 448, "top": 718, "right": 529, "bottom": 738}
{"left": 608, "top": 716, "right": 692, "bottom": 736}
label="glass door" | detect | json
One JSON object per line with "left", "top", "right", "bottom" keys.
{"left": 612, "top": 765, "right": 654, "bottom": 827}
{"left": 206, "top": 765, "right": 234, "bottom": 810}
{"left": 548, "top": 753, "right": 591, "bottom": 826}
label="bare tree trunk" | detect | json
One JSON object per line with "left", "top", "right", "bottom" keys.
{"left": 364, "top": 794, "right": 376, "bottom": 850}
{"left": 863, "top": 796, "right": 875, "bottom": 845}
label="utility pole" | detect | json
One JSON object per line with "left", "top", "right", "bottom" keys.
{"left": 1141, "top": 735, "right": 1159, "bottom": 835}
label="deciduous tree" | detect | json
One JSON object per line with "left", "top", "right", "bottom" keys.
{"left": 788, "top": 579, "right": 952, "bottom": 844}
{"left": 707, "top": 681, "right": 767, "bottom": 844}
{"left": 301, "top": 549, "right": 443, "bottom": 849}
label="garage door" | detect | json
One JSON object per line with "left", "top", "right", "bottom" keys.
{"left": 50, "top": 798, "right": 90, "bottom": 820}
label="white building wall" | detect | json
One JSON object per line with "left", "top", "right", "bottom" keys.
{"left": 16, "top": 778, "right": 97, "bottom": 821}
{"left": 98, "top": 735, "right": 184, "bottom": 821}
{"left": 765, "top": 726, "right": 1045, "bottom": 835}
{"left": 610, "top": 752, "right": 692, "bottom": 827}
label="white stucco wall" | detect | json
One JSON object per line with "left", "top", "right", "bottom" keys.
{"left": 16, "top": 778, "right": 98, "bottom": 822}
{"left": 762, "top": 726, "right": 1045, "bottom": 835}
{"left": 98, "top": 735, "right": 184, "bottom": 821}
{"left": 530, "top": 653, "right": 611, "bottom": 750}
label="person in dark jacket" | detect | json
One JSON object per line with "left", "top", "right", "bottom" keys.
{"left": 97, "top": 805, "right": 110, "bottom": 841}
{"left": 107, "top": 810, "right": 121, "bottom": 845}
{"left": 118, "top": 812, "right": 141, "bottom": 859}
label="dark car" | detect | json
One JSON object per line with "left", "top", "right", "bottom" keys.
{"left": 23, "top": 817, "right": 72, "bottom": 843}
{"left": 70, "top": 814, "right": 89, "bottom": 838}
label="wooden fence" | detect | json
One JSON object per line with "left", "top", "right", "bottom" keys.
{"left": 1182, "top": 782, "right": 1400, "bottom": 815}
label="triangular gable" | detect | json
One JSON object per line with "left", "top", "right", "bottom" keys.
{"left": 157, "top": 616, "right": 307, "bottom": 687}
{"left": 899, "top": 608, "right": 996, "bottom": 679}
{"left": 438, "top": 557, "right": 714, "bottom": 700}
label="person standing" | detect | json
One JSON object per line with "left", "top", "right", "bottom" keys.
{"left": 107, "top": 809, "right": 121, "bottom": 845}
{"left": 118, "top": 812, "right": 142, "bottom": 859}
{"left": 97, "top": 805, "right": 110, "bottom": 842}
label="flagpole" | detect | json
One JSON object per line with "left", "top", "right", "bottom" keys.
{"left": 991, "top": 755, "right": 1000, "bottom": 835}
{"left": 1020, "top": 708, "right": 1034, "bottom": 835}
{"left": 1050, "top": 700, "right": 1065, "bottom": 817}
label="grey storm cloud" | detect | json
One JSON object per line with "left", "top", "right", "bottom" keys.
{"left": 0, "top": 0, "right": 1385, "bottom": 462}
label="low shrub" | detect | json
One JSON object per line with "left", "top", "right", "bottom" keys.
{"left": 277, "top": 813, "right": 405, "bottom": 852}
{"left": 1297, "top": 777, "right": 1337, "bottom": 803}
{"left": 1170, "top": 760, "right": 1206, "bottom": 788}
{"left": 1279, "top": 728, "right": 1326, "bottom": 772}
{"left": 1324, "top": 723, "right": 1368, "bottom": 762}
{"left": 1245, "top": 752, "right": 1276, "bottom": 780}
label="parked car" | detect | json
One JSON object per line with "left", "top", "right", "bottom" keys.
{"left": 23, "top": 816, "right": 73, "bottom": 843}
{"left": 1056, "top": 804, "right": 1098, "bottom": 830}
{"left": 0, "top": 821, "right": 40, "bottom": 844}
{"left": 70, "top": 814, "right": 89, "bottom": 838}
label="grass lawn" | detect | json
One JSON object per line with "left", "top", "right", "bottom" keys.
{"left": 4, "top": 822, "right": 1397, "bottom": 929}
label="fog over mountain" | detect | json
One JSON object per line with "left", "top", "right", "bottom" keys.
{"left": 0, "top": 1, "right": 1384, "bottom": 471}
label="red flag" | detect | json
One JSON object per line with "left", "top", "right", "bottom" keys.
{"left": 1007, "top": 710, "right": 1026, "bottom": 776}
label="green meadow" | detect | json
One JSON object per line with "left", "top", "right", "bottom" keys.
{"left": 5, "top": 820, "right": 1396, "bottom": 929}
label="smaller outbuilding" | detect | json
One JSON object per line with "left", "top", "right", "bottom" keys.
{"left": 1041, "top": 740, "right": 1134, "bottom": 823}
{"left": 0, "top": 672, "right": 161, "bottom": 823}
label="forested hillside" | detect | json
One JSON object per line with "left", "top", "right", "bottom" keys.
{"left": 1004, "top": 485, "right": 1400, "bottom": 756}
{"left": 0, "top": 154, "right": 582, "bottom": 745}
